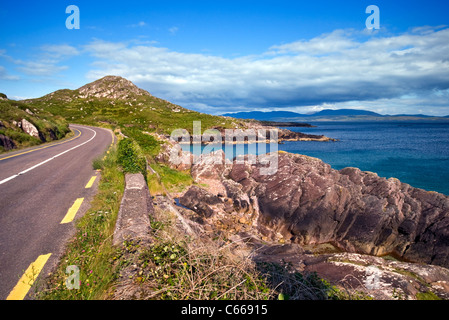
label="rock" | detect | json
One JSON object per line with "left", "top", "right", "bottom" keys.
{"left": 253, "top": 153, "right": 449, "bottom": 268}
{"left": 277, "top": 127, "right": 336, "bottom": 142}
{"left": 179, "top": 185, "right": 222, "bottom": 218}
{"left": 150, "top": 132, "right": 193, "bottom": 171}
{"left": 165, "top": 149, "right": 449, "bottom": 299}
{"left": 239, "top": 217, "right": 247, "bottom": 224}
{"left": 190, "top": 150, "right": 231, "bottom": 195}
{"left": 113, "top": 173, "right": 154, "bottom": 246}
{"left": 20, "top": 119, "right": 42, "bottom": 140}
{"left": 77, "top": 75, "right": 151, "bottom": 100}
{"left": 184, "top": 151, "right": 449, "bottom": 269}
{"left": 253, "top": 245, "right": 449, "bottom": 300}
{"left": 0, "top": 134, "right": 16, "bottom": 150}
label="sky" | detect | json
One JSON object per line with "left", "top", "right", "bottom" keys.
{"left": 1, "top": 0, "right": 449, "bottom": 115}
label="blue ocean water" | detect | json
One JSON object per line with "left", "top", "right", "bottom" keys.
{"left": 278, "top": 122, "right": 449, "bottom": 196}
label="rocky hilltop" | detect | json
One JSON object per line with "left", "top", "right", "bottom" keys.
{"left": 77, "top": 75, "right": 152, "bottom": 100}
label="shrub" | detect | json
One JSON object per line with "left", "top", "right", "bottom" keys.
{"left": 117, "top": 138, "right": 147, "bottom": 176}
{"left": 120, "top": 126, "right": 160, "bottom": 157}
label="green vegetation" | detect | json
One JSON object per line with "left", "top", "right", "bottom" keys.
{"left": 151, "top": 162, "right": 193, "bottom": 193}
{"left": 38, "top": 132, "right": 357, "bottom": 300}
{"left": 25, "top": 87, "right": 244, "bottom": 136}
{"left": 416, "top": 291, "right": 442, "bottom": 300}
{"left": 0, "top": 97, "right": 70, "bottom": 152}
{"left": 27, "top": 77, "right": 374, "bottom": 300}
{"left": 120, "top": 126, "right": 160, "bottom": 156}
{"left": 117, "top": 138, "right": 147, "bottom": 177}
{"left": 38, "top": 146, "right": 124, "bottom": 299}
{"left": 116, "top": 202, "right": 353, "bottom": 300}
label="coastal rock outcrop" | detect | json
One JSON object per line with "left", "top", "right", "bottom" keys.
{"left": 180, "top": 151, "right": 449, "bottom": 268}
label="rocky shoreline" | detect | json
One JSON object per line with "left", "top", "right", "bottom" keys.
{"left": 155, "top": 143, "right": 449, "bottom": 299}
{"left": 178, "top": 150, "right": 449, "bottom": 267}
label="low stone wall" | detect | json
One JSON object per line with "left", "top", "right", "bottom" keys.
{"left": 113, "top": 173, "right": 154, "bottom": 246}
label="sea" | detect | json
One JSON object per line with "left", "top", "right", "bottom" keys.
{"left": 181, "top": 121, "right": 449, "bottom": 196}
{"left": 278, "top": 122, "right": 449, "bottom": 196}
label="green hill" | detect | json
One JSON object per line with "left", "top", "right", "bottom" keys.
{"left": 24, "top": 75, "right": 245, "bottom": 135}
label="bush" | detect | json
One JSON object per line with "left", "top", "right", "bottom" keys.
{"left": 92, "top": 156, "right": 104, "bottom": 170}
{"left": 117, "top": 138, "right": 147, "bottom": 176}
{"left": 120, "top": 126, "right": 160, "bottom": 156}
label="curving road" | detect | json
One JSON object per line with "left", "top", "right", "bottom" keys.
{"left": 0, "top": 124, "right": 114, "bottom": 300}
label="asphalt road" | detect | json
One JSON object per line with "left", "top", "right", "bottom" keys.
{"left": 0, "top": 124, "right": 114, "bottom": 300}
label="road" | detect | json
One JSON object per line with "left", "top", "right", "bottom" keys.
{"left": 0, "top": 124, "right": 114, "bottom": 300}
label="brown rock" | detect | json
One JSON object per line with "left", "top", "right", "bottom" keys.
{"left": 228, "top": 152, "right": 449, "bottom": 268}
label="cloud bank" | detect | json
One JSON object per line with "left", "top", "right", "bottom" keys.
{"left": 82, "top": 26, "right": 449, "bottom": 115}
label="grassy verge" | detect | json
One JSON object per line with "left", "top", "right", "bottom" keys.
{"left": 37, "top": 145, "right": 124, "bottom": 299}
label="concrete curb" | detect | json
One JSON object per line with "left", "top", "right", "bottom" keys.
{"left": 113, "top": 173, "right": 154, "bottom": 246}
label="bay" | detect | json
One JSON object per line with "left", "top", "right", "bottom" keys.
{"left": 278, "top": 121, "right": 449, "bottom": 196}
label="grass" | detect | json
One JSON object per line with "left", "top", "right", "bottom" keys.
{"left": 37, "top": 146, "right": 124, "bottom": 300}
{"left": 0, "top": 98, "right": 70, "bottom": 152}
{"left": 151, "top": 162, "right": 193, "bottom": 193}
{"left": 35, "top": 130, "right": 372, "bottom": 301}
{"left": 24, "top": 81, "right": 250, "bottom": 138}
{"left": 416, "top": 291, "right": 442, "bottom": 300}
{"left": 113, "top": 191, "right": 360, "bottom": 300}
{"left": 117, "top": 138, "right": 147, "bottom": 177}
{"left": 120, "top": 126, "right": 160, "bottom": 157}
{"left": 116, "top": 203, "right": 274, "bottom": 300}
{"left": 36, "top": 128, "right": 364, "bottom": 300}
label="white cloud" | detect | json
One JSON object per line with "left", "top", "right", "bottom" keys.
{"left": 40, "top": 44, "right": 80, "bottom": 59}
{"left": 83, "top": 26, "right": 449, "bottom": 115}
{"left": 0, "top": 65, "right": 20, "bottom": 80}
{"left": 268, "top": 29, "right": 358, "bottom": 55}
{"left": 128, "top": 21, "right": 147, "bottom": 28}
{"left": 16, "top": 61, "right": 69, "bottom": 76}
{"left": 0, "top": 44, "right": 79, "bottom": 78}
{"left": 168, "top": 26, "right": 179, "bottom": 34}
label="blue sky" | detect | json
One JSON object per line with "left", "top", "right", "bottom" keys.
{"left": 1, "top": 0, "right": 449, "bottom": 115}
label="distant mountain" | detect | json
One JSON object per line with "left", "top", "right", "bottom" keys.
{"left": 223, "top": 109, "right": 449, "bottom": 122}
{"left": 223, "top": 111, "right": 308, "bottom": 120}
{"left": 312, "top": 109, "right": 382, "bottom": 117}
{"left": 223, "top": 109, "right": 382, "bottom": 120}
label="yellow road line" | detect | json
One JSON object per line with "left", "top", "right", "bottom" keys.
{"left": 6, "top": 253, "right": 52, "bottom": 300}
{"left": 85, "top": 175, "right": 97, "bottom": 188}
{"left": 0, "top": 128, "right": 82, "bottom": 161}
{"left": 60, "top": 198, "right": 84, "bottom": 224}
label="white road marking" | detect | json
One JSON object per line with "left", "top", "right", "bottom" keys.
{"left": 0, "top": 126, "right": 97, "bottom": 185}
